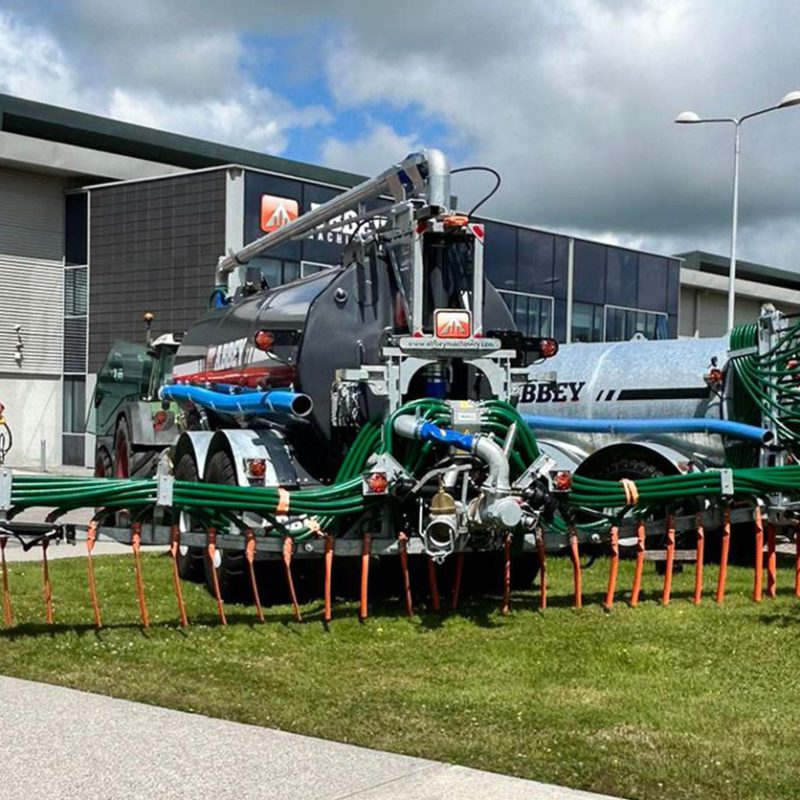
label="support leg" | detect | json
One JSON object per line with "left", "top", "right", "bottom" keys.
{"left": 359, "top": 533, "right": 371, "bottom": 621}
{"left": 604, "top": 525, "right": 619, "bottom": 609}
{"left": 631, "top": 520, "right": 645, "bottom": 607}
{"left": 86, "top": 521, "right": 102, "bottom": 629}
{"left": 168, "top": 525, "right": 188, "bottom": 628}
{"left": 693, "top": 513, "right": 704, "bottom": 605}
{"left": 715, "top": 509, "right": 730, "bottom": 604}
{"left": 753, "top": 506, "right": 764, "bottom": 603}
{"left": 0, "top": 536, "right": 13, "bottom": 626}
{"left": 662, "top": 514, "right": 675, "bottom": 606}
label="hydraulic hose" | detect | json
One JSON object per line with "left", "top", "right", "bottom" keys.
{"left": 161, "top": 385, "right": 313, "bottom": 418}
{"left": 522, "top": 414, "right": 773, "bottom": 444}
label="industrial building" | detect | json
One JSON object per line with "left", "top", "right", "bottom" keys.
{"left": 1, "top": 93, "right": 797, "bottom": 468}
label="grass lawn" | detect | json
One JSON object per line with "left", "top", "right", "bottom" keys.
{"left": 1, "top": 550, "right": 799, "bottom": 800}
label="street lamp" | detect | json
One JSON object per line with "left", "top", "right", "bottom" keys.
{"left": 675, "top": 91, "right": 800, "bottom": 333}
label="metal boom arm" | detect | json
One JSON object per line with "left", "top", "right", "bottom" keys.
{"left": 216, "top": 148, "right": 451, "bottom": 285}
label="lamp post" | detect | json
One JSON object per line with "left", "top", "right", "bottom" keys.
{"left": 675, "top": 91, "right": 800, "bottom": 333}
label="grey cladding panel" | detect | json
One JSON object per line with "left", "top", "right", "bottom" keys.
{"left": 0, "top": 167, "right": 66, "bottom": 260}
{"left": 89, "top": 171, "right": 226, "bottom": 370}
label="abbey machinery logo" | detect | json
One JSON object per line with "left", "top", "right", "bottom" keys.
{"left": 434, "top": 309, "right": 472, "bottom": 339}
{"left": 260, "top": 194, "right": 299, "bottom": 233}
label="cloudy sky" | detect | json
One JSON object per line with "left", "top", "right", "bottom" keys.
{"left": 1, "top": 1, "right": 799, "bottom": 267}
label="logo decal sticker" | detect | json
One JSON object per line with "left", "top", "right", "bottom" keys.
{"left": 434, "top": 309, "right": 471, "bottom": 339}
{"left": 520, "top": 381, "right": 585, "bottom": 403}
{"left": 260, "top": 195, "right": 299, "bottom": 233}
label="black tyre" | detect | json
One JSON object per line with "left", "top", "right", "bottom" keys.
{"left": 95, "top": 446, "right": 113, "bottom": 478}
{"left": 598, "top": 455, "right": 686, "bottom": 574}
{"left": 113, "top": 417, "right": 131, "bottom": 478}
{"left": 174, "top": 450, "right": 206, "bottom": 583}
{"left": 203, "top": 449, "right": 248, "bottom": 602}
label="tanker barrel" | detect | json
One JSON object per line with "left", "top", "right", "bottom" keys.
{"left": 216, "top": 149, "right": 450, "bottom": 281}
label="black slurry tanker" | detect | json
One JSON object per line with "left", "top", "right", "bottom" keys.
{"left": 81, "top": 148, "right": 797, "bottom": 613}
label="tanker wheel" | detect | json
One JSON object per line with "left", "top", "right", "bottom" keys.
{"left": 203, "top": 449, "right": 248, "bottom": 603}
{"left": 173, "top": 450, "right": 206, "bottom": 583}
{"left": 95, "top": 446, "right": 112, "bottom": 478}
{"left": 599, "top": 456, "right": 687, "bottom": 575}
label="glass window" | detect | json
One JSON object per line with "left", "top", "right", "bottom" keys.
{"left": 571, "top": 302, "right": 603, "bottom": 342}
{"left": 604, "top": 305, "right": 669, "bottom": 341}
{"left": 552, "top": 236, "right": 569, "bottom": 300}
{"left": 65, "top": 193, "right": 88, "bottom": 266}
{"left": 63, "top": 377, "right": 86, "bottom": 434}
{"left": 246, "top": 257, "right": 301, "bottom": 288}
{"left": 498, "top": 291, "right": 554, "bottom": 337}
{"left": 482, "top": 221, "right": 517, "bottom": 291}
{"left": 605, "top": 248, "right": 638, "bottom": 307}
{"left": 517, "top": 229, "right": 555, "bottom": 295}
{"left": 637, "top": 254, "right": 669, "bottom": 311}
{"left": 572, "top": 241, "right": 606, "bottom": 303}
{"left": 666, "top": 259, "right": 680, "bottom": 315}
{"left": 301, "top": 261, "right": 332, "bottom": 277}
{"left": 64, "top": 267, "right": 88, "bottom": 316}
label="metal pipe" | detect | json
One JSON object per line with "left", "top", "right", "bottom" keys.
{"left": 522, "top": 414, "right": 772, "bottom": 444}
{"left": 161, "top": 385, "right": 313, "bottom": 418}
{"left": 392, "top": 416, "right": 510, "bottom": 491}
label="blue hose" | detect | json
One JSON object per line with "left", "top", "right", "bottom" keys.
{"left": 522, "top": 414, "right": 772, "bottom": 444}
{"left": 161, "top": 384, "right": 312, "bottom": 417}
{"left": 416, "top": 421, "right": 474, "bottom": 451}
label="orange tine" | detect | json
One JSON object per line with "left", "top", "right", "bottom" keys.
{"left": 426, "top": 556, "right": 440, "bottom": 612}
{"left": 795, "top": 525, "right": 800, "bottom": 599}
{"left": 753, "top": 506, "right": 764, "bottom": 603}
{"left": 693, "top": 512, "right": 705, "bottom": 605}
{"left": 323, "top": 533, "right": 335, "bottom": 623}
{"left": 450, "top": 551, "right": 464, "bottom": 611}
{"left": 168, "top": 525, "right": 188, "bottom": 627}
{"left": 662, "top": 514, "right": 676, "bottom": 606}
{"left": 86, "top": 521, "right": 102, "bottom": 629}
{"left": 0, "top": 536, "right": 14, "bottom": 626}
{"left": 604, "top": 525, "right": 619, "bottom": 609}
{"left": 359, "top": 533, "right": 371, "bottom": 621}
{"left": 767, "top": 521, "right": 777, "bottom": 599}
{"left": 130, "top": 522, "right": 149, "bottom": 628}
{"left": 536, "top": 528, "right": 547, "bottom": 611}
{"left": 631, "top": 520, "right": 646, "bottom": 607}
{"left": 42, "top": 539, "right": 54, "bottom": 625}
{"left": 398, "top": 533, "right": 414, "bottom": 618}
{"left": 205, "top": 528, "right": 227, "bottom": 626}
{"left": 245, "top": 529, "right": 264, "bottom": 623}
{"left": 282, "top": 536, "right": 302, "bottom": 623}
{"left": 569, "top": 527, "right": 582, "bottom": 610}
{"left": 501, "top": 533, "right": 512, "bottom": 616}
{"left": 715, "top": 508, "right": 731, "bottom": 604}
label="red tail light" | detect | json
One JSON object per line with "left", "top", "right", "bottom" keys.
{"left": 254, "top": 330, "right": 275, "bottom": 351}
{"left": 366, "top": 472, "right": 389, "bottom": 494}
{"left": 153, "top": 409, "right": 168, "bottom": 430}
{"left": 552, "top": 471, "right": 572, "bottom": 492}
{"left": 245, "top": 458, "right": 267, "bottom": 479}
{"left": 538, "top": 338, "right": 559, "bottom": 359}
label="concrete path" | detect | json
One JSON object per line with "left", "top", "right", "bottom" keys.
{"left": 0, "top": 676, "right": 623, "bottom": 800}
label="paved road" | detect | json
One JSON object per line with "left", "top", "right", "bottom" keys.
{"left": 0, "top": 676, "right": 623, "bottom": 800}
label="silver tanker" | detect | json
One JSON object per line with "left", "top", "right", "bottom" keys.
{"left": 517, "top": 335, "right": 733, "bottom": 471}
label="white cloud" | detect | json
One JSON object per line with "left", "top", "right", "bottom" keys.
{"left": 2, "top": 1, "right": 800, "bottom": 267}
{"left": 0, "top": 8, "right": 330, "bottom": 155}
{"left": 0, "top": 11, "right": 82, "bottom": 107}
{"left": 109, "top": 87, "right": 330, "bottom": 154}
{"left": 320, "top": 122, "right": 422, "bottom": 176}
